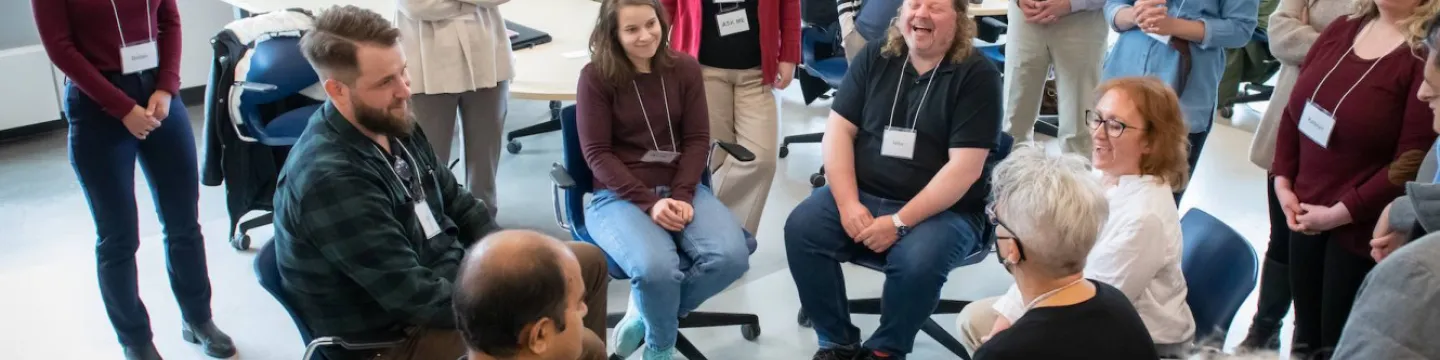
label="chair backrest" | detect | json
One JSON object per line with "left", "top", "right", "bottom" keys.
{"left": 801, "top": 26, "right": 849, "bottom": 88}
{"left": 234, "top": 34, "right": 322, "bottom": 140}
{"left": 254, "top": 241, "right": 320, "bottom": 346}
{"left": 1178, "top": 208, "right": 1259, "bottom": 343}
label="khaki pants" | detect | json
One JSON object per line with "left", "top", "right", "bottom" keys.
{"left": 378, "top": 242, "right": 610, "bottom": 360}
{"left": 956, "top": 296, "right": 1001, "bottom": 354}
{"left": 1001, "top": 9, "right": 1107, "bottom": 158}
{"left": 703, "top": 66, "right": 779, "bottom": 234}
{"left": 411, "top": 82, "right": 509, "bottom": 216}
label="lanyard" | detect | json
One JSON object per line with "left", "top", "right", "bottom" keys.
{"left": 887, "top": 54, "right": 938, "bottom": 130}
{"left": 632, "top": 78, "right": 678, "bottom": 151}
{"left": 376, "top": 141, "right": 425, "bottom": 202}
{"left": 1024, "top": 278, "right": 1087, "bottom": 310}
{"left": 108, "top": 0, "right": 155, "bottom": 45}
{"left": 1308, "top": 21, "right": 1389, "bottom": 114}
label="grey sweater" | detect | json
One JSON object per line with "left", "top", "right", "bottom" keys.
{"left": 1387, "top": 182, "right": 1440, "bottom": 240}
{"left": 1332, "top": 233, "right": 1440, "bottom": 360}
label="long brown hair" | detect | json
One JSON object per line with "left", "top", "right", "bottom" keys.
{"left": 1095, "top": 77, "right": 1191, "bottom": 191}
{"left": 880, "top": 0, "right": 976, "bottom": 63}
{"left": 589, "top": 0, "right": 676, "bottom": 85}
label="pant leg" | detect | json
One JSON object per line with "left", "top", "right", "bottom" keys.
{"left": 711, "top": 68, "right": 779, "bottom": 234}
{"left": 1288, "top": 230, "right": 1328, "bottom": 354}
{"left": 65, "top": 78, "right": 150, "bottom": 347}
{"left": 566, "top": 242, "right": 611, "bottom": 343}
{"left": 1248, "top": 178, "right": 1293, "bottom": 332}
{"left": 866, "top": 209, "right": 984, "bottom": 355}
{"left": 378, "top": 328, "right": 467, "bottom": 360}
{"left": 457, "top": 83, "right": 509, "bottom": 216}
{"left": 135, "top": 87, "right": 214, "bottom": 326}
{"left": 584, "top": 190, "right": 685, "bottom": 350}
{"left": 674, "top": 185, "right": 751, "bottom": 315}
{"left": 1316, "top": 238, "right": 1376, "bottom": 351}
{"left": 1047, "top": 10, "right": 1107, "bottom": 158}
{"left": 956, "top": 296, "right": 1001, "bottom": 354}
{"left": 1218, "top": 47, "right": 1246, "bottom": 107}
{"left": 785, "top": 186, "right": 867, "bottom": 349}
{"left": 1000, "top": 4, "right": 1053, "bottom": 147}
{"left": 703, "top": 66, "right": 737, "bottom": 173}
{"left": 1173, "top": 129, "right": 1211, "bottom": 204}
{"left": 411, "top": 92, "right": 460, "bottom": 174}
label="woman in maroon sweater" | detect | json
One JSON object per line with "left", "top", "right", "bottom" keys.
{"left": 575, "top": 0, "right": 750, "bottom": 359}
{"left": 30, "top": 0, "right": 235, "bottom": 359}
{"left": 1271, "top": 0, "right": 1439, "bottom": 355}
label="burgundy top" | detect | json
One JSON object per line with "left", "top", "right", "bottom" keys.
{"left": 1273, "top": 17, "right": 1437, "bottom": 256}
{"left": 32, "top": 0, "right": 183, "bottom": 119}
{"left": 576, "top": 52, "right": 711, "bottom": 212}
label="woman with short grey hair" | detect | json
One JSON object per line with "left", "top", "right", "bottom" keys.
{"left": 969, "top": 145, "right": 1158, "bottom": 360}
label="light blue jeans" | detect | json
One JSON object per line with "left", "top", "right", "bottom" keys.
{"left": 585, "top": 185, "right": 751, "bottom": 351}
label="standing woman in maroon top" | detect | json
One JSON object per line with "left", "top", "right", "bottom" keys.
{"left": 659, "top": 0, "right": 801, "bottom": 236}
{"left": 30, "top": 1, "right": 236, "bottom": 359}
{"left": 576, "top": 0, "right": 751, "bottom": 359}
{"left": 1271, "top": 0, "right": 1440, "bottom": 355}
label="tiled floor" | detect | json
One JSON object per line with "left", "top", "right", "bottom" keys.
{"left": 0, "top": 84, "right": 1288, "bottom": 359}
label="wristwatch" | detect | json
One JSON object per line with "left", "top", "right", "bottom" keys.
{"left": 892, "top": 215, "right": 911, "bottom": 237}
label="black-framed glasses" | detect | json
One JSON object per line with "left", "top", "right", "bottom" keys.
{"left": 985, "top": 203, "right": 1026, "bottom": 262}
{"left": 1086, "top": 110, "right": 1145, "bottom": 138}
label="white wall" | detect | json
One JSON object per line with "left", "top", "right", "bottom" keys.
{"left": 177, "top": 0, "right": 241, "bottom": 88}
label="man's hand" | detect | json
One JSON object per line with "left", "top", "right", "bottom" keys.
{"left": 1023, "top": 0, "right": 1071, "bottom": 24}
{"left": 1371, "top": 232, "right": 1405, "bottom": 262}
{"left": 854, "top": 215, "right": 899, "bottom": 253}
{"left": 146, "top": 90, "right": 173, "bottom": 121}
{"left": 839, "top": 201, "right": 874, "bottom": 239}
{"left": 122, "top": 105, "right": 161, "bottom": 140}
{"left": 649, "top": 199, "right": 687, "bottom": 231}
{"left": 1297, "top": 203, "right": 1353, "bottom": 233}
{"left": 775, "top": 61, "right": 797, "bottom": 90}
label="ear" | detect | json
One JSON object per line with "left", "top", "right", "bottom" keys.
{"left": 322, "top": 78, "right": 347, "bottom": 105}
{"left": 525, "top": 318, "right": 553, "bottom": 354}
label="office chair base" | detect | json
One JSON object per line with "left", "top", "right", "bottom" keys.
{"left": 231, "top": 212, "right": 273, "bottom": 251}
{"left": 796, "top": 298, "right": 975, "bottom": 360}
{"left": 506, "top": 100, "right": 563, "bottom": 154}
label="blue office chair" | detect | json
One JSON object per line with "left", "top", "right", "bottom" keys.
{"left": 205, "top": 11, "right": 325, "bottom": 251}
{"left": 1179, "top": 208, "right": 1260, "bottom": 345}
{"left": 254, "top": 242, "right": 405, "bottom": 360}
{"left": 794, "top": 132, "right": 1014, "bottom": 360}
{"left": 545, "top": 105, "right": 762, "bottom": 360}
{"left": 779, "top": 24, "right": 848, "bottom": 178}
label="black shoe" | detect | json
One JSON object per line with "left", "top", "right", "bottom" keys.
{"left": 122, "top": 342, "right": 163, "bottom": 360}
{"left": 812, "top": 346, "right": 863, "bottom": 360}
{"left": 1240, "top": 258, "right": 1291, "bottom": 351}
{"left": 182, "top": 321, "right": 237, "bottom": 358}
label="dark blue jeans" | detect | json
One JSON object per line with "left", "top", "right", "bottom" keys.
{"left": 785, "top": 186, "right": 984, "bottom": 356}
{"left": 64, "top": 70, "right": 212, "bottom": 347}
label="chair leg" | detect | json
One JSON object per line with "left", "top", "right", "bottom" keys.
{"left": 920, "top": 318, "right": 972, "bottom": 360}
{"left": 675, "top": 334, "right": 707, "bottom": 360}
{"left": 847, "top": 298, "right": 882, "bottom": 314}
{"left": 933, "top": 299, "right": 973, "bottom": 314}
{"left": 677, "top": 312, "right": 759, "bottom": 328}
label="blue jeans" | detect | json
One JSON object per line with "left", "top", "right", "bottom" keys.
{"left": 785, "top": 186, "right": 985, "bottom": 356}
{"left": 63, "top": 70, "right": 212, "bottom": 347}
{"left": 585, "top": 185, "right": 750, "bottom": 350}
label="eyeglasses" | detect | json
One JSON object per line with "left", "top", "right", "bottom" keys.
{"left": 1086, "top": 110, "right": 1145, "bottom": 138}
{"left": 985, "top": 203, "right": 1026, "bottom": 262}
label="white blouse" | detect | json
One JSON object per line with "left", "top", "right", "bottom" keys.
{"left": 992, "top": 174, "right": 1195, "bottom": 345}
{"left": 397, "top": 0, "right": 515, "bottom": 95}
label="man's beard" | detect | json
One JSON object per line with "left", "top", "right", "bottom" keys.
{"left": 353, "top": 99, "right": 414, "bottom": 137}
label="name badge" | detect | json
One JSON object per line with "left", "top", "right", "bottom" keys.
{"left": 717, "top": 9, "right": 750, "bottom": 37}
{"left": 415, "top": 200, "right": 442, "bottom": 238}
{"left": 881, "top": 127, "right": 917, "bottom": 160}
{"left": 714, "top": 0, "right": 743, "bottom": 3}
{"left": 1299, "top": 100, "right": 1336, "bottom": 148}
{"left": 641, "top": 150, "right": 682, "bottom": 164}
{"left": 120, "top": 41, "right": 159, "bottom": 74}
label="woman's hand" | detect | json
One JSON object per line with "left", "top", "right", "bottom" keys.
{"left": 1296, "top": 203, "right": 1353, "bottom": 233}
{"left": 146, "top": 90, "right": 172, "bottom": 121}
{"left": 649, "top": 199, "right": 688, "bottom": 231}
{"left": 1274, "top": 177, "right": 1307, "bottom": 233}
{"left": 775, "top": 62, "right": 797, "bottom": 90}
{"left": 671, "top": 200, "right": 694, "bottom": 224}
{"left": 122, "top": 105, "right": 161, "bottom": 140}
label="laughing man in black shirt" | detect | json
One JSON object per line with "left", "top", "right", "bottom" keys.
{"left": 782, "top": 0, "right": 1002, "bottom": 358}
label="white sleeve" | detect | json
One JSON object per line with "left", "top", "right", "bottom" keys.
{"left": 992, "top": 285, "right": 1027, "bottom": 322}
{"left": 1085, "top": 213, "right": 1170, "bottom": 301}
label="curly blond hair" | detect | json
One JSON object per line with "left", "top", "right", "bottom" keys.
{"left": 1350, "top": 0, "right": 1440, "bottom": 48}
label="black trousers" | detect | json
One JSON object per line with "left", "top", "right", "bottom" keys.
{"left": 1173, "top": 129, "right": 1211, "bottom": 204}
{"left": 1264, "top": 178, "right": 1290, "bottom": 263}
{"left": 1288, "top": 231, "right": 1375, "bottom": 355}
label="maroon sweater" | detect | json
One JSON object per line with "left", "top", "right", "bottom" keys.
{"left": 32, "top": 0, "right": 183, "bottom": 119}
{"left": 1273, "top": 17, "right": 1437, "bottom": 256}
{"left": 576, "top": 52, "right": 710, "bottom": 211}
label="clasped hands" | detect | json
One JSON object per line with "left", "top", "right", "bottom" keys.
{"left": 839, "top": 202, "right": 900, "bottom": 253}
{"left": 122, "top": 90, "right": 174, "bottom": 140}
{"left": 1019, "top": 0, "right": 1071, "bottom": 24}
{"left": 1274, "top": 179, "right": 1353, "bottom": 236}
{"left": 1132, "top": 0, "right": 1178, "bottom": 36}
{"left": 649, "top": 198, "right": 695, "bottom": 232}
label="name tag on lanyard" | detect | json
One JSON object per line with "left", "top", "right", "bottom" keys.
{"left": 717, "top": 8, "right": 751, "bottom": 37}
{"left": 1299, "top": 100, "right": 1336, "bottom": 148}
{"left": 882, "top": 127, "right": 917, "bottom": 159}
{"left": 120, "top": 41, "right": 159, "bottom": 74}
{"left": 415, "top": 199, "right": 442, "bottom": 238}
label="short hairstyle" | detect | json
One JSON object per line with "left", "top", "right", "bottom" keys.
{"left": 454, "top": 241, "right": 570, "bottom": 357}
{"left": 299, "top": 5, "right": 401, "bottom": 84}
{"left": 1095, "top": 76, "right": 1192, "bottom": 192}
{"left": 989, "top": 145, "right": 1109, "bottom": 278}
{"left": 880, "top": 0, "right": 976, "bottom": 63}
{"left": 588, "top": 0, "right": 676, "bottom": 84}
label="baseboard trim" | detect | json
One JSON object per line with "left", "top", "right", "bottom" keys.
{"left": 0, "top": 85, "right": 207, "bottom": 143}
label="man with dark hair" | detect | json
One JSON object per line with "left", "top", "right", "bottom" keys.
{"left": 272, "top": 6, "right": 610, "bottom": 360}
{"left": 455, "top": 230, "right": 605, "bottom": 360}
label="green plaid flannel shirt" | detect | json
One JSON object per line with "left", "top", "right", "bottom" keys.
{"left": 271, "top": 103, "right": 498, "bottom": 343}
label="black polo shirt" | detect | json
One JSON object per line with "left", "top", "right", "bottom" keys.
{"left": 832, "top": 41, "right": 1002, "bottom": 214}
{"left": 698, "top": 0, "right": 762, "bottom": 69}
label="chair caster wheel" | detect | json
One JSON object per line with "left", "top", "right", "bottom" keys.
{"left": 1218, "top": 106, "right": 1234, "bottom": 119}
{"left": 609, "top": 354, "right": 624, "bottom": 360}
{"left": 809, "top": 173, "right": 826, "bottom": 188}
{"left": 797, "top": 310, "right": 813, "bottom": 328}
{"left": 231, "top": 234, "right": 251, "bottom": 251}
{"left": 779, "top": 146, "right": 790, "bottom": 158}
{"left": 506, "top": 140, "right": 523, "bottom": 154}
{"left": 742, "top": 323, "right": 761, "bottom": 341}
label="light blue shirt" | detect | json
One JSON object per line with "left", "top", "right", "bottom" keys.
{"left": 1101, "top": 0, "right": 1257, "bottom": 133}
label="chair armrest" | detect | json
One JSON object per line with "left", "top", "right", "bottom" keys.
{"left": 236, "top": 81, "right": 279, "bottom": 92}
{"left": 550, "top": 163, "right": 576, "bottom": 188}
{"left": 715, "top": 142, "right": 756, "bottom": 162}
{"left": 303, "top": 336, "right": 406, "bottom": 360}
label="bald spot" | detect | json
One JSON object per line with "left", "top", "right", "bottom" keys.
{"left": 458, "top": 230, "right": 575, "bottom": 297}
